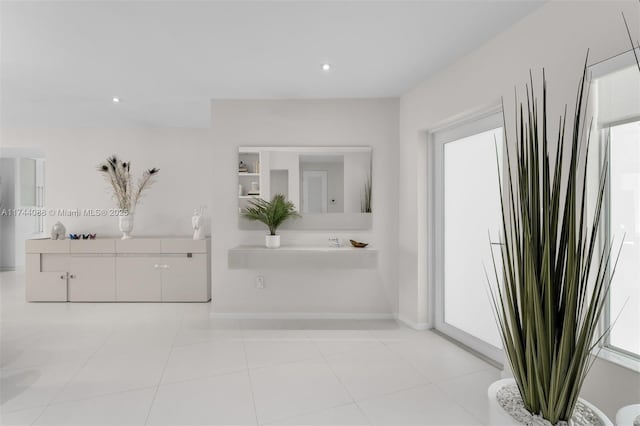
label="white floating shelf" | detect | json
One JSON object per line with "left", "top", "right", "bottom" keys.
{"left": 238, "top": 195, "right": 260, "bottom": 199}
{"left": 228, "top": 245, "right": 378, "bottom": 269}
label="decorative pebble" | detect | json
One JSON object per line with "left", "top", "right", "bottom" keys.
{"left": 497, "top": 383, "right": 604, "bottom": 426}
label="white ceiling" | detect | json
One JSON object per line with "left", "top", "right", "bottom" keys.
{"left": 0, "top": 1, "right": 544, "bottom": 128}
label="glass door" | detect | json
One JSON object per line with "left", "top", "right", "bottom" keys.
{"left": 433, "top": 111, "right": 504, "bottom": 363}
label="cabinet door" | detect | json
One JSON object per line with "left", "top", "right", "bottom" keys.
{"left": 68, "top": 256, "right": 116, "bottom": 301}
{"left": 25, "top": 253, "right": 68, "bottom": 302}
{"left": 116, "top": 256, "right": 162, "bottom": 301}
{"left": 161, "top": 254, "right": 208, "bottom": 302}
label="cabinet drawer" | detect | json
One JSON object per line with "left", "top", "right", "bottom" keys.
{"left": 26, "top": 239, "right": 69, "bottom": 253}
{"left": 69, "top": 240, "right": 115, "bottom": 254}
{"left": 161, "top": 239, "right": 207, "bottom": 254}
{"left": 116, "top": 239, "right": 161, "bottom": 253}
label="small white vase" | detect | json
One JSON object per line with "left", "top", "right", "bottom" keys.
{"left": 119, "top": 214, "right": 134, "bottom": 240}
{"left": 265, "top": 234, "right": 280, "bottom": 248}
{"left": 488, "top": 378, "right": 612, "bottom": 426}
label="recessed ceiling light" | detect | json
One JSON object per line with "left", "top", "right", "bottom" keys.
{"left": 112, "top": 97, "right": 120, "bottom": 103}
{"left": 321, "top": 63, "right": 331, "bottom": 72}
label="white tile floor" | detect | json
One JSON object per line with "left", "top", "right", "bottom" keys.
{"left": 0, "top": 270, "right": 500, "bottom": 426}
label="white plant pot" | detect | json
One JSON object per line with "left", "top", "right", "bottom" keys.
{"left": 119, "top": 214, "right": 134, "bottom": 240}
{"left": 488, "top": 379, "right": 612, "bottom": 426}
{"left": 265, "top": 234, "right": 280, "bottom": 248}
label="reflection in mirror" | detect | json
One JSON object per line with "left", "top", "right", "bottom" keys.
{"left": 300, "top": 155, "right": 342, "bottom": 214}
{"left": 238, "top": 146, "right": 372, "bottom": 230}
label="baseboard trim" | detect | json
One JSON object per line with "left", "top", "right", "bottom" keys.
{"left": 432, "top": 329, "right": 504, "bottom": 370}
{"left": 395, "top": 315, "right": 431, "bottom": 331}
{"left": 209, "top": 312, "right": 395, "bottom": 320}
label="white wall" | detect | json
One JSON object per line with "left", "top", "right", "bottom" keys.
{"left": 0, "top": 158, "right": 16, "bottom": 270}
{"left": 211, "top": 98, "right": 399, "bottom": 315}
{"left": 397, "top": 0, "right": 640, "bottom": 417}
{"left": 0, "top": 128, "right": 214, "bottom": 239}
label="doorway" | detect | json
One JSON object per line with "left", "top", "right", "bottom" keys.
{"left": 432, "top": 111, "right": 504, "bottom": 363}
{"left": 0, "top": 149, "right": 46, "bottom": 270}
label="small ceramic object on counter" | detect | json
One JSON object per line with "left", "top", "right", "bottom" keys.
{"left": 328, "top": 237, "right": 342, "bottom": 247}
{"left": 51, "top": 222, "right": 66, "bottom": 240}
{"left": 349, "top": 239, "right": 368, "bottom": 248}
{"left": 69, "top": 234, "right": 81, "bottom": 240}
{"left": 192, "top": 208, "right": 205, "bottom": 240}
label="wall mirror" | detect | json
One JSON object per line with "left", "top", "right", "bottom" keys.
{"left": 238, "top": 146, "right": 372, "bottom": 230}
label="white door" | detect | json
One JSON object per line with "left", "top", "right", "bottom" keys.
{"left": 302, "top": 170, "right": 328, "bottom": 213}
{"left": 433, "top": 111, "right": 504, "bottom": 363}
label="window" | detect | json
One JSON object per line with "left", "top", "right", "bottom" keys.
{"left": 432, "top": 109, "right": 504, "bottom": 364}
{"left": 603, "top": 119, "right": 640, "bottom": 359}
{"left": 591, "top": 48, "right": 640, "bottom": 362}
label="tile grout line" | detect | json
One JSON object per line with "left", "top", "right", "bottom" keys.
{"left": 142, "top": 305, "right": 186, "bottom": 426}
{"left": 29, "top": 324, "right": 118, "bottom": 425}
{"left": 241, "top": 338, "right": 261, "bottom": 426}
{"left": 431, "top": 373, "right": 495, "bottom": 425}
{"left": 256, "top": 338, "right": 365, "bottom": 426}
{"left": 310, "top": 338, "right": 375, "bottom": 426}
{"left": 431, "top": 380, "right": 487, "bottom": 425}
{"left": 376, "top": 335, "right": 434, "bottom": 385}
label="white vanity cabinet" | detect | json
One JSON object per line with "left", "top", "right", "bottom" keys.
{"left": 26, "top": 238, "right": 211, "bottom": 302}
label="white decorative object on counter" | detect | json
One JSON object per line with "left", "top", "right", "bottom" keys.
{"left": 97, "top": 155, "right": 159, "bottom": 241}
{"left": 51, "top": 221, "right": 66, "bottom": 240}
{"left": 192, "top": 209, "right": 205, "bottom": 240}
{"left": 328, "top": 237, "right": 342, "bottom": 247}
{"left": 265, "top": 235, "right": 280, "bottom": 249}
{"left": 119, "top": 214, "right": 134, "bottom": 240}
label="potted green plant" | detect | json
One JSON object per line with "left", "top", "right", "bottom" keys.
{"left": 487, "top": 58, "right": 616, "bottom": 425}
{"left": 241, "top": 194, "right": 300, "bottom": 248}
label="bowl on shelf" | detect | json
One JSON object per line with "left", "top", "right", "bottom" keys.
{"left": 349, "top": 239, "right": 368, "bottom": 248}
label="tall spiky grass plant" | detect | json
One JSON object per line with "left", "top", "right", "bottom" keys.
{"left": 361, "top": 173, "right": 372, "bottom": 213}
{"left": 489, "top": 56, "right": 620, "bottom": 424}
